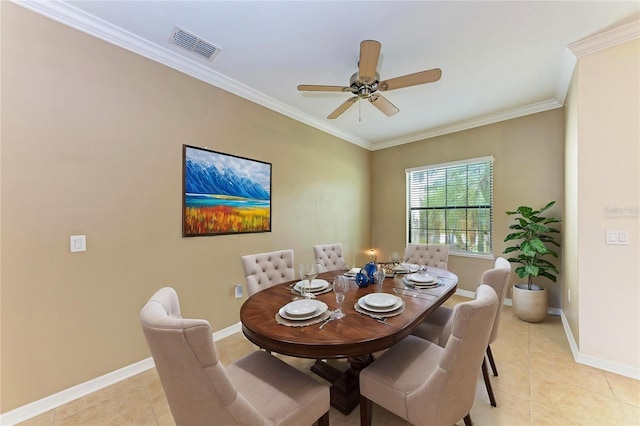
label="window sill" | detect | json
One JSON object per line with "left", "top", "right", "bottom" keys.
{"left": 449, "top": 251, "right": 495, "bottom": 260}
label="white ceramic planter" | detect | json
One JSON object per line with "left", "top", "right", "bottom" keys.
{"left": 512, "top": 284, "right": 548, "bottom": 323}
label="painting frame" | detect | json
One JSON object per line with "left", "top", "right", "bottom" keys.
{"left": 182, "top": 144, "right": 272, "bottom": 237}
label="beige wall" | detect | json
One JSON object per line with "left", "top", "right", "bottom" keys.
{"left": 0, "top": 4, "right": 371, "bottom": 410}
{"left": 371, "top": 110, "right": 565, "bottom": 301}
{"left": 575, "top": 39, "right": 639, "bottom": 368}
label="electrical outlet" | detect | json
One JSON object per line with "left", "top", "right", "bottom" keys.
{"left": 234, "top": 284, "right": 243, "bottom": 299}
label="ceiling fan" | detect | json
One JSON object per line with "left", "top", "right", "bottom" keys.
{"left": 297, "top": 40, "right": 441, "bottom": 120}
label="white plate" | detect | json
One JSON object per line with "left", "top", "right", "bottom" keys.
{"left": 294, "top": 279, "right": 329, "bottom": 291}
{"left": 358, "top": 296, "right": 403, "bottom": 313}
{"left": 363, "top": 293, "right": 399, "bottom": 308}
{"left": 294, "top": 280, "right": 329, "bottom": 293}
{"left": 403, "top": 277, "right": 440, "bottom": 289}
{"left": 413, "top": 283, "right": 440, "bottom": 289}
{"left": 280, "top": 300, "right": 328, "bottom": 320}
{"left": 408, "top": 273, "right": 436, "bottom": 283}
{"left": 400, "top": 263, "right": 420, "bottom": 273}
{"left": 284, "top": 299, "right": 323, "bottom": 316}
{"left": 344, "top": 268, "right": 360, "bottom": 276}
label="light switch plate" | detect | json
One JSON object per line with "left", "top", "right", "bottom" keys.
{"left": 70, "top": 235, "right": 86, "bottom": 252}
{"left": 606, "top": 230, "right": 628, "bottom": 245}
{"left": 234, "top": 284, "right": 243, "bottom": 298}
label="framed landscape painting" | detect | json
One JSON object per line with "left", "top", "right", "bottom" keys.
{"left": 183, "top": 145, "right": 272, "bottom": 237}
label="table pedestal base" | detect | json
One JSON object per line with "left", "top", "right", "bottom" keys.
{"left": 310, "top": 354, "right": 374, "bottom": 415}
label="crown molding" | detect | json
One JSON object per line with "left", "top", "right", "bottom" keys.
{"left": 370, "top": 99, "right": 562, "bottom": 151}
{"left": 555, "top": 19, "right": 638, "bottom": 109}
{"left": 11, "top": 0, "right": 371, "bottom": 149}
{"left": 568, "top": 19, "right": 640, "bottom": 57}
{"left": 15, "top": 1, "right": 632, "bottom": 153}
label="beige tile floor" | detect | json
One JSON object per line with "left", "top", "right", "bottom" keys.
{"left": 19, "top": 295, "right": 640, "bottom": 426}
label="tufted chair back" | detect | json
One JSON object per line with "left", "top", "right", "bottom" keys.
{"left": 140, "top": 287, "right": 261, "bottom": 425}
{"left": 241, "top": 249, "right": 295, "bottom": 297}
{"left": 313, "top": 243, "right": 347, "bottom": 272}
{"left": 483, "top": 256, "right": 512, "bottom": 345}
{"left": 403, "top": 243, "right": 449, "bottom": 269}
{"left": 409, "top": 284, "right": 498, "bottom": 425}
{"left": 359, "top": 285, "right": 498, "bottom": 426}
{"left": 140, "top": 287, "right": 330, "bottom": 426}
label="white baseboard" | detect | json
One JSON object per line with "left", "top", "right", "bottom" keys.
{"left": 456, "top": 288, "right": 562, "bottom": 316}
{"left": 560, "top": 312, "right": 640, "bottom": 380}
{"left": 464, "top": 288, "right": 637, "bottom": 378}
{"left": 455, "top": 288, "right": 476, "bottom": 299}
{"left": 0, "top": 322, "right": 243, "bottom": 426}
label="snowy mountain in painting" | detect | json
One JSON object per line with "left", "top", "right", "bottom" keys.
{"left": 185, "top": 158, "right": 270, "bottom": 200}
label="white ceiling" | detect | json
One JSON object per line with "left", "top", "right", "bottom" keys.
{"left": 16, "top": 1, "right": 640, "bottom": 150}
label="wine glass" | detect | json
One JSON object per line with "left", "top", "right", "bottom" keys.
{"left": 333, "top": 275, "right": 349, "bottom": 319}
{"left": 299, "top": 263, "right": 318, "bottom": 298}
{"left": 374, "top": 267, "right": 385, "bottom": 293}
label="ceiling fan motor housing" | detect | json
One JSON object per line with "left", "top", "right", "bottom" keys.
{"left": 350, "top": 71, "right": 379, "bottom": 98}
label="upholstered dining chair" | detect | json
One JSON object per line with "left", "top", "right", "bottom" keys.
{"left": 313, "top": 243, "right": 347, "bottom": 272}
{"left": 359, "top": 285, "right": 498, "bottom": 426}
{"left": 241, "top": 249, "right": 295, "bottom": 297}
{"left": 411, "top": 257, "right": 512, "bottom": 407}
{"left": 403, "top": 243, "right": 449, "bottom": 269}
{"left": 140, "top": 287, "right": 330, "bottom": 426}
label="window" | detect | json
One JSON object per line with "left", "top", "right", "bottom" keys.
{"left": 406, "top": 156, "right": 493, "bottom": 255}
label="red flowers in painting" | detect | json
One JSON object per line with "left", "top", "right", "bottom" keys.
{"left": 184, "top": 205, "right": 270, "bottom": 235}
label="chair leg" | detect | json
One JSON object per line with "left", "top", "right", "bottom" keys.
{"left": 487, "top": 345, "right": 498, "bottom": 376}
{"left": 317, "top": 411, "right": 329, "bottom": 426}
{"left": 482, "top": 357, "right": 497, "bottom": 407}
{"left": 359, "top": 395, "right": 373, "bottom": 426}
{"left": 463, "top": 413, "right": 473, "bottom": 426}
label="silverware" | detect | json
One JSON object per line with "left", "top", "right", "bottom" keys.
{"left": 392, "top": 287, "right": 435, "bottom": 300}
{"left": 367, "top": 314, "right": 393, "bottom": 326}
{"left": 318, "top": 317, "right": 334, "bottom": 329}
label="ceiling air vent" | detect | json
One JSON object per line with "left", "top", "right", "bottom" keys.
{"left": 168, "top": 26, "right": 221, "bottom": 62}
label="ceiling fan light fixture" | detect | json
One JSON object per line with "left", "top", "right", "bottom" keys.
{"left": 358, "top": 86, "right": 372, "bottom": 97}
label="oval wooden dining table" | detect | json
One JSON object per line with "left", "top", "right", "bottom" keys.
{"left": 240, "top": 268, "right": 458, "bottom": 415}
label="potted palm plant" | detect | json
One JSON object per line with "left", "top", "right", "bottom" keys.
{"left": 503, "top": 201, "right": 561, "bottom": 322}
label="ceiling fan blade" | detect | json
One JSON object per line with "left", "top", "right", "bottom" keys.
{"left": 368, "top": 94, "right": 399, "bottom": 116}
{"left": 358, "top": 40, "right": 381, "bottom": 83}
{"left": 378, "top": 68, "right": 442, "bottom": 91}
{"left": 327, "top": 96, "right": 358, "bottom": 119}
{"left": 297, "top": 84, "right": 351, "bottom": 92}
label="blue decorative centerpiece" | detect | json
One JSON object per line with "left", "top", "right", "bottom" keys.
{"left": 355, "top": 261, "right": 378, "bottom": 287}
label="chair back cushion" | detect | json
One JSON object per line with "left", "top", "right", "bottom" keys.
{"left": 313, "top": 243, "right": 346, "bottom": 272}
{"left": 483, "top": 256, "right": 511, "bottom": 344}
{"left": 403, "top": 243, "right": 449, "bottom": 269}
{"left": 408, "top": 285, "right": 498, "bottom": 425}
{"left": 140, "top": 287, "right": 262, "bottom": 425}
{"left": 241, "top": 249, "right": 295, "bottom": 296}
